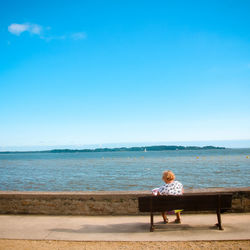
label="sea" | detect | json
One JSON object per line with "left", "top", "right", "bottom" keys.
{"left": 0, "top": 148, "right": 249, "bottom": 191}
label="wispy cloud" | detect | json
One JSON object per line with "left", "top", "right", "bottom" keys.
{"left": 8, "top": 23, "right": 42, "bottom": 36}
{"left": 40, "top": 35, "right": 66, "bottom": 42}
{"left": 8, "top": 22, "right": 87, "bottom": 42}
{"left": 71, "top": 32, "right": 87, "bottom": 40}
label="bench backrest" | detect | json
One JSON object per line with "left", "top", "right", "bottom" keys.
{"left": 138, "top": 193, "right": 232, "bottom": 212}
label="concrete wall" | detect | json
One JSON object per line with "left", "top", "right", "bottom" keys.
{"left": 0, "top": 187, "right": 249, "bottom": 215}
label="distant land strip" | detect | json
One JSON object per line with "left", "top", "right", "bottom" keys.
{"left": 0, "top": 145, "right": 225, "bottom": 153}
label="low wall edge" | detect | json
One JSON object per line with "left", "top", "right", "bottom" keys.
{"left": 0, "top": 187, "right": 249, "bottom": 215}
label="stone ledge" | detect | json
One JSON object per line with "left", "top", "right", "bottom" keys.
{"left": 0, "top": 187, "right": 249, "bottom": 215}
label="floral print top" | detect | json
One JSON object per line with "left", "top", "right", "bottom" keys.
{"left": 158, "top": 181, "right": 183, "bottom": 195}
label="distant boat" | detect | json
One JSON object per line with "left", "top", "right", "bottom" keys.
{"left": 144, "top": 148, "right": 147, "bottom": 152}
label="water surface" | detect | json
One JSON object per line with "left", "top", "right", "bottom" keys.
{"left": 0, "top": 148, "right": 249, "bottom": 191}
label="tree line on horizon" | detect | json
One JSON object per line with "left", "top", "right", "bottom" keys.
{"left": 0, "top": 145, "right": 226, "bottom": 153}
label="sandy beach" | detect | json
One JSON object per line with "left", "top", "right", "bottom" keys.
{"left": 1, "top": 239, "right": 250, "bottom": 250}
{"left": 0, "top": 240, "right": 250, "bottom": 250}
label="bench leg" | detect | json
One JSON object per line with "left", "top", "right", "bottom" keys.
{"left": 150, "top": 212, "right": 155, "bottom": 232}
{"left": 216, "top": 208, "right": 223, "bottom": 230}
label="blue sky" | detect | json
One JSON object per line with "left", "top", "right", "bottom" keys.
{"left": 0, "top": 0, "right": 250, "bottom": 150}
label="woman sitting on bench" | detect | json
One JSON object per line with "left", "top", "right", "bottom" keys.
{"left": 152, "top": 170, "right": 184, "bottom": 223}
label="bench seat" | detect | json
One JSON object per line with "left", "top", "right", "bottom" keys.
{"left": 138, "top": 193, "right": 232, "bottom": 231}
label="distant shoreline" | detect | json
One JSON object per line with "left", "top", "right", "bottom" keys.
{"left": 0, "top": 145, "right": 226, "bottom": 154}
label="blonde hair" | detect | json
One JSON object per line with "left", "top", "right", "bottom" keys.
{"left": 162, "top": 170, "right": 175, "bottom": 182}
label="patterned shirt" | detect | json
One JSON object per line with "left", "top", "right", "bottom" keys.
{"left": 158, "top": 180, "right": 183, "bottom": 195}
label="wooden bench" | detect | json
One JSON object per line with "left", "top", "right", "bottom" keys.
{"left": 138, "top": 193, "right": 232, "bottom": 231}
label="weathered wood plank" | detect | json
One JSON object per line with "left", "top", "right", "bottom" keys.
{"left": 138, "top": 193, "right": 232, "bottom": 212}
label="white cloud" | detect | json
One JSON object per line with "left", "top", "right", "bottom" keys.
{"left": 8, "top": 23, "right": 87, "bottom": 42}
{"left": 29, "top": 24, "right": 42, "bottom": 35}
{"left": 8, "top": 23, "right": 42, "bottom": 36}
{"left": 71, "top": 32, "right": 87, "bottom": 40}
{"left": 8, "top": 23, "right": 29, "bottom": 35}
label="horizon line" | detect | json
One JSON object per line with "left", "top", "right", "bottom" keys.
{"left": 1, "top": 143, "right": 250, "bottom": 153}
{"left": 1, "top": 139, "right": 250, "bottom": 147}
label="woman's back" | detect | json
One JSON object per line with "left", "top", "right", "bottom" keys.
{"left": 158, "top": 180, "right": 183, "bottom": 195}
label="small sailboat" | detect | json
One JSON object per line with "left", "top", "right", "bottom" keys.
{"left": 144, "top": 148, "right": 147, "bottom": 152}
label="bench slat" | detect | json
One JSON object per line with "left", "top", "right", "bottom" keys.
{"left": 138, "top": 194, "right": 232, "bottom": 212}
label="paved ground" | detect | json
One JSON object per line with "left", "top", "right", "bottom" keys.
{"left": 0, "top": 213, "right": 249, "bottom": 242}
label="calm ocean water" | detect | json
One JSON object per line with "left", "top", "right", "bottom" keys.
{"left": 0, "top": 148, "right": 249, "bottom": 191}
